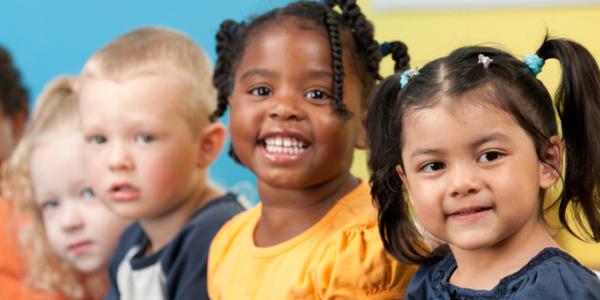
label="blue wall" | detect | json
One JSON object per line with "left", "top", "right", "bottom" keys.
{"left": 0, "top": 0, "right": 293, "bottom": 204}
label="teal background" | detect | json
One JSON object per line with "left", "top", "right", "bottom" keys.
{"left": 0, "top": 0, "right": 294, "bottom": 204}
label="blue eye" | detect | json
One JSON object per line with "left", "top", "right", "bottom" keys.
{"left": 250, "top": 86, "right": 271, "bottom": 97}
{"left": 305, "top": 89, "right": 331, "bottom": 101}
{"left": 40, "top": 199, "right": 60, "bottom": 212}
{"left": 421, "top": 162, "right": 446, "bottom": 173}
{"left": 478, "top": 151, "right": 503, "bottom": 163}
{"left": 88, "top": 135, "right": 107, "bottom": 144}
{"left": 136, "top": 134, "right": 155, "bottom": 143}
{"left": 82, "top": 187, "right": 95, "bottom": 199}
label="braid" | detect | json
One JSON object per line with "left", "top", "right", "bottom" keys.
{"left": 210, "top": 20, "right": 241, "bottom": 122}
{"left": 337, "top": 0, "right": 382, "bottom": 79}
{"left": 389, "top": 41, "right": 411, "bottom": 73}
{"left": 324, "top": 9, "right": 351, "bottom": 118}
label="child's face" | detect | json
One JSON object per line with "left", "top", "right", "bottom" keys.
{"left": 79, "top": 74, "right": 202, "bottom": 219}
{"left": 398, "top": 101, "right": 558, "bottom": 252}
{"left": 228, "top": 18, "right": 364, "bottom": 189}
{"left": 30, "top": 130, "right": 129, "bottom": 274}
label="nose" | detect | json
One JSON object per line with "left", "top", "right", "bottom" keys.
{"left": 108, "top": 141, "right": 133, "bottom": 172}
{"left": 268, "top": 91, "right": 305, "bottom": 121}
{"left": 448, "top": 163, "right": 483, "bottom": 198}
{"left": 59, "top": 202, "right": 84, "bottom": 232}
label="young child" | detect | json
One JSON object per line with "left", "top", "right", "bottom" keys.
{"left": 3, "top": 76, "right": 130, "bottom": 300}
{"left": 77, "top": 27, "right": 245, "bottom": 300}
{"left": 208, "top": 1, "right": 416, "bottom": 299}
{"left": 367, "top": 37, "right": 600, "bottom": 299}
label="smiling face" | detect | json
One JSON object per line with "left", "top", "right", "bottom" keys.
{"left": 398, "top": 100, "right": 559, "bottom": 252}
{"left": 228, "top": 17, "right": 364, "bottom": 190}
{"left": 30, "top": 130, "right": 130, "bottom": 274}
{"left": 78, "top": 74, "right": 203, "bottom": 220}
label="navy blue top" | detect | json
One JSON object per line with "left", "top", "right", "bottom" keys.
{"left": 406, "top": 247, "right": 600, "bottom": 300}
{"left": 104, "top": 193, "right": 245, "bottom": 300}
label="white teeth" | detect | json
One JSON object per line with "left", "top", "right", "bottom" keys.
{"left": 264, "top": 136, "right": 307, "bottom": 155}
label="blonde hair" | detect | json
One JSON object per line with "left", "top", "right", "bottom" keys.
{"left": 82, "top": 26, "right": 217, "bottom": 132}
{"left": 2, "top": 76, "right": 86, "bottom": 299}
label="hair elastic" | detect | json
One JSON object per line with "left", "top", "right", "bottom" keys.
{"left": 524, "top": 53, "right": 545, "bottom": 76}
{"left": 477, "top": 54, "right": 493, "bottom": 68}
{"left": 400, "top": 69, "right": 419, "bottom": 88}
{"left": 380, "top": 42, "right": 392, "bottom": 57}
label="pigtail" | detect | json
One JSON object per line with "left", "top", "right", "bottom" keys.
{"left": 380, "top": 41, "right": 411, "bottom": 74}
{"left": 536, "top": 37, "right": 600, "bottom": 241}
{"left": 210, "top": 20, "right": 242, "bottom": 122}
{"left": 367, "top": 75, "right": 433, "bottom": 265}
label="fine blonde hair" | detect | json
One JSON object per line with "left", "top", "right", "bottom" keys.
{"left": 82, "top": 26, "right": 217, "bottom": 132}
{"left": 2, "top": 76, "right": 86, "bottom": 299}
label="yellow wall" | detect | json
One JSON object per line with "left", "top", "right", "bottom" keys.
{"left": 351, "top": 1, "right": 600, "bottom": 269}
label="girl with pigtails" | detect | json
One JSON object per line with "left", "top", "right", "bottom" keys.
{"left": 207, "top": 1, "right": 416, "bottom": 299}
{"left": 367, "top": 35, "right": 600, "bottom": 299}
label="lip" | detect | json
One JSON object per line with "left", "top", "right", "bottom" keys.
{"left": 108, "top": 181, "right": 141, "bottom": 202}
{"left": 67, "top": 240, "right": 94, "bottom": 255}
{"left": 257, "top": 129, "right": 311, "bottom": 164}
{"left": 447, "top": 206, "right": 493, "bottom": 222}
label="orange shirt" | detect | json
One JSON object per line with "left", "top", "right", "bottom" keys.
{"left": 0, "top": 197, "right": 66, "bottom": 300}
{"left": 209, "top": 182, "right": 417, "bottom": 299}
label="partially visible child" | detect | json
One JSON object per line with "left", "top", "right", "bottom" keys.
{"left": 78, "top": 27, "right": 245, "bottom": 300}
{"left": 3, "top": 76, "right": 130, "bottom": 299}
{"left": 208, "top": 1, "right": 415, "bottom": 299}
{"left": 0, "top": 45, "right": 28, "bottom": 163}
{"left": 367, "top": 36, "right": 600, "bottom": 299}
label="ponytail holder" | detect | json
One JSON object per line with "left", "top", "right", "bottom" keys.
{"left": 524, "top": 54, "right": 545, "bottom": 76}
{"left": 477, "top": 54, "right": 493, "bottom": 68}
{"left": 400, "top": 69, "right": 419, "bottom": 89}
{"left": 380, "top": 42, "right": 392, "bottom": 57}
{"left": 228, "top": 22, "right": 244, "bottom": 37}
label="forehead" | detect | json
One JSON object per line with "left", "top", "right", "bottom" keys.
{"left": 402, "top": 100, "right": 519, "bottom": 145}
{"left": 79, "top": 75, "right": 189, "bottom": 120}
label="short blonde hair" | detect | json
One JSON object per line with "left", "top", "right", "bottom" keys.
{"left": 2, "top": 76, "right": 86, "bottom": 299}
{"left": 82, "top": 26, "right": 217, "bottom": 131}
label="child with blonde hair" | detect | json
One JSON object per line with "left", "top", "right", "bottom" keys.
{"left": 78, "top": 26, "right": 245, "bottom": 300}
{"left": 3, "top": 76, "right": 130, "bottom": 299}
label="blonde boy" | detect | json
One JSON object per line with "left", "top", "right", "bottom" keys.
{"left": 78, "top": 27, "right": 244, "bottom": 300}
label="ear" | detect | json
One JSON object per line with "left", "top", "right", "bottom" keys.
{"left": 539, "top": 135, "right": 563, "bottom": 189}
{"left": 395, "top": 164, "right": 409, "bottom": 188}
{"left": 354, "top": 109, "right": 367, "bottom": 149}
{"left": 196, "top": 122, "right": 226, "bottom": 168}
{"left": 10, "top": 107, "right": 28, "bottom": 141}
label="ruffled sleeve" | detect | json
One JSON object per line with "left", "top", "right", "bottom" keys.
{"left": 312, "top": 223, "right": 416, "bottom": 299}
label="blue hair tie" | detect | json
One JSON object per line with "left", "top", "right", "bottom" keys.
{"left": 400, "top": 69, "right": 419, "bottom": 89}
{"left": 524, "top": 54, "right": 545, "bottom": 76}
{"left": 380, "top": 42, "right": 392, "bottom": 57}
{"left": 228, "top": 22, "right": 244, "bottom": 37}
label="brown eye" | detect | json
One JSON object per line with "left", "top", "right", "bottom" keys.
{"left": 250, "top": 86, "right": 271, "bottom": 97}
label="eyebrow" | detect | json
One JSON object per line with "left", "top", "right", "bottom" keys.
{"left": 409, "top": 132, "right": 511, "bottom": 159}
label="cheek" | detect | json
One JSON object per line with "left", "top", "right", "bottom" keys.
{"left": 43, "top": 217, "right": 67, "bottom": 257}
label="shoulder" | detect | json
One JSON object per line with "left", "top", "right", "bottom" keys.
{"left": 208, "top": 205, "right": 258, "bottom": 259}
{"left": 313, "top": 183, "right": 416, "bottom": 299}
{"left": 499, "top": 248, "right": 600, "bottom": 299}
{"left": 162, "top": 193, "right": 246, "bottom": 264}
{"left": 404, "top": 254, "right": 453, "bottom": 300}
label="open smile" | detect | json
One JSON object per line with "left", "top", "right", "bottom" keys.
{"left": 258, "top": 132, "right": 311, "bottom": 163}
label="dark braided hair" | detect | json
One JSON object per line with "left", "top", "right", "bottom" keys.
{"left": 0, "top": 46, "right": 29, "bottom": 116}
{"left": 211, "top": 0, "right": 408, "bottom": 162}
{"left": 211, "top": 0, "right": 408, "bottom": 120}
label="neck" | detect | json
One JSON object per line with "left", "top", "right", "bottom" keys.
{"left": 140, "top": 182, "right": 221, "bottom": 254}
{"left": 254, "top": 172, "right": 359, "bottom": 247}
{"left": 83, "top": 269, "right": 110, "bottom": 300}
{"left": 449, "top": 219, "right": 559, "bottom": 290}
